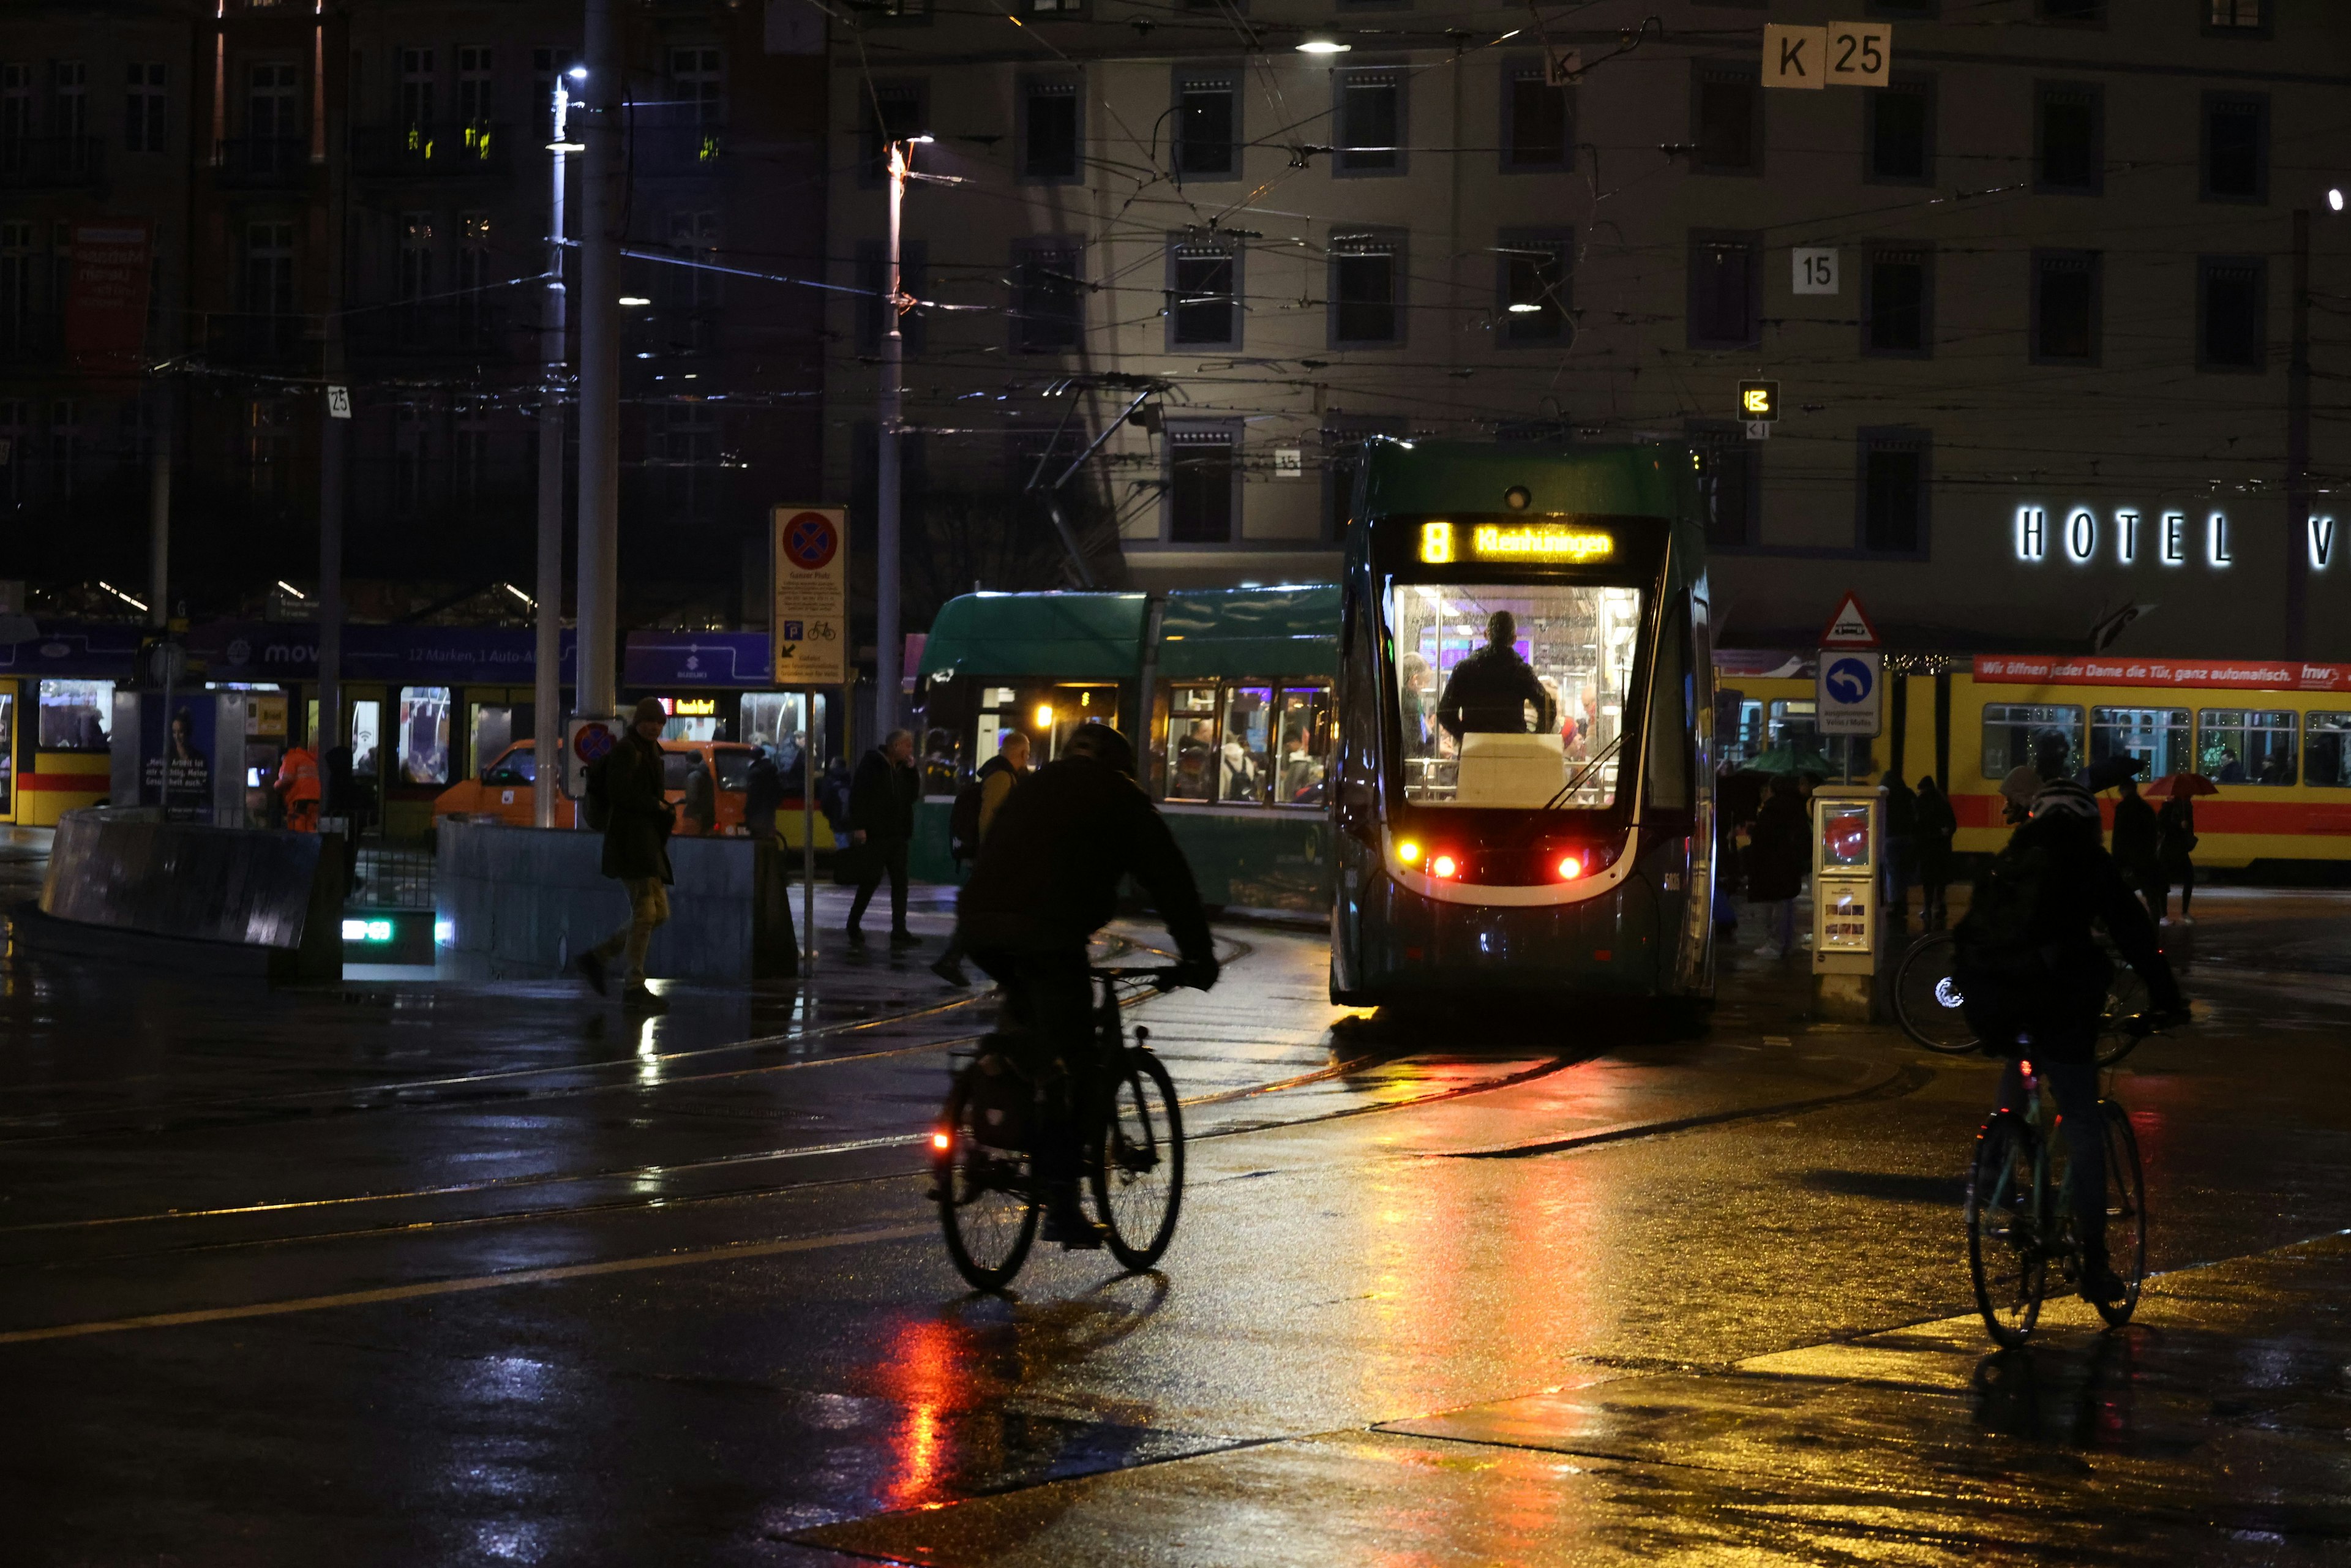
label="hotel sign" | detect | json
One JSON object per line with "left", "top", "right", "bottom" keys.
{"left": 2015, "top": 505, "right": 2341, "bottom": 572}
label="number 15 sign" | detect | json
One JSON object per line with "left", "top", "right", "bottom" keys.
{"left": 772, "top": 505, "right": 849, "bottom": 686}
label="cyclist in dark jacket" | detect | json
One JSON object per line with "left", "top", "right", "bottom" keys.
{"left": 957, "top": 722, "right": 1218, "bottom": 1247}
{"left": 1955, "top": 757, "right": 2184, "bottom": 1305}
{"left": 1435, "top": 611, "right": 1556, "bottom": 740}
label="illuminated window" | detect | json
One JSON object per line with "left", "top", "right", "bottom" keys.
{"left": 1160, "top": 681, "right": 1329, "bottom": 807}
{"left": 1981, "top": 704, "right": 2082, "bottom": 780}
{"left": 2091, "top": 706, "right": 2190, "bottom": 781}
{"left": 398, "top": 686, "right": 452, "bottom": 785}
{"left": 2198, "top": 709, "right": 2295, "bottom": 785}
{"left": 2306, "top": 714, "right": 2351, "bottom": 788}
{"left": 38, "top": 680, "right": 113, "bottom": 751}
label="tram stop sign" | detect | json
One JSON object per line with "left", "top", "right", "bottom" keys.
{"left": 1816, "top": 590, "right": 1883, "bottom": 737}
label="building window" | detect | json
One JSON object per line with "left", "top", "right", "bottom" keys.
{"left": 246, "top": 220, "right": 294, "bottom": 315}
{"left": 2093, "top": 706, "right": 2192, "bottom": 780}
{"left": 652, "top": 402, "right": 719, "bottom": 519}
{"left": 2198, "top": 257, "right": 2264, "bottom": 371}
{"left": 1026, "top": 0, "right": 1083, "bottom": 15}
{"left": 2035, "top": 83, "right": 2101, "bottom": 193}
{"left": 1502, "top": 65, "right": 1570, "bottom": 170}
{"left": 398, "top": 47, "right": 434, "bottom": 132}
{"left": 1693, "top": 62, "right": 1760, "bottom": 174}
{"left": 396, "top": 212, "right": 433, "bottom": 332}
{"left": 1864, "top": 78, "right": 1931, "bottom": 182}
{"left": 1166, "top": 426, "right": 1238, "bottom": 543}
{"left": 2036, "top": 0, "right": 2102, "bottom": 20}
{"left": 1862, "top": 249, "right": 1931, "bottom": 356}
{"left": 456, "top": 45, "right": 492, "bottom": 133}
{"left": 1689, "top": 424, "right": 1759, "bottom": 549}
{"left": 47, "top": 398, "right": 80, "bottom": 498}
{"left": 394, "top": 404, "right": 427, "bottom": 513}
{"left": 1011, "top": 242, "right": 1082, "bottom": 353}
{"left": 52, "top": 60, "right": 86, "bottom": 138}
{"left": 245, "top": 397, "right": 289, "bottom": 500}
{"left": 1858, "top": 429, "right": 1929, "bottom": 555}
{"left": 456, "top": 212, "right": 490, "bottom": 345}
{"left": 855, "top": 238, "right": 926, "bottom": 354}
{"left": 1335, "top": 69, "right": 1403, "bottom": 176}
{"left": 2032, "top": 250, "right": 2099, "bottom": 364}
{"left": 1167, "top": 239, "right": 1239, "bottom": 350}
{"left": 1020, "top": 79, "right": 1080, "bottom": 181}
{"left": 2199, "top": 708, "right": 2295, "bottom": 784}
{"left": 1173, "top": 73, "right": 1235, "bottom": 179}
{"left": 2202, "top": 93, "right": 2267, "bottom": 202}
{"left": 1322, "top": 415, "right": 1400, "bottom": 540}
{"left": 452, "top": 400, "right": 489, "bottom": 503}
{"left": 1495, "top": 233, "right": 1571, "bottom": 343}
{"left": 1981, "top": 704, "right": 2082, "bottom": 779}
{"left": 2206, "top": 0, "right": 2269, "bottom": 33}
{"left": 125, "top": 63, "right": 166, "bottom": 153}
{"left": 0, "top": 223, "right": 29, "bottom": 353}
{"left": 859, "top": 83, "right": 926, "bottom": 186}
{"left": 1687, "top": 231, "right": 1760, "bottom": 349}
{"left": 670, "top": 46, "right": 721, "bottom": 124}
{"left": 1329, "top": 231, "right": 1402, "bottom": 347}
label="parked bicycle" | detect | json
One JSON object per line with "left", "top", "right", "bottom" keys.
{"left": 931, "top": 966, "right": 1185, "bottom": 1290}
{"left": 1963, "top": 1015, "right": 2165, "bottom": 1346}
{"left": 1892, "top": 928, "right": 2153, "bottom": 1067}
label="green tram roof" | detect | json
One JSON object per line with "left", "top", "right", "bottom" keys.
{"left": 1357, "top": 440, "right": 1693, "bottom": 520}
{"left": 1157, "top": 585, "right": 1340, "bottom": 680}
{"left": 917, "top": 592, "right": 1148, "bottom": 682}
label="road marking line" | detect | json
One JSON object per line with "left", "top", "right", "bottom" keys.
{"left": 0, "top": 1222, "right": 936, "bottom": 1346}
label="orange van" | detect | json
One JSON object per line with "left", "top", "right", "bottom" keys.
{"left": 433, "top": 738, "right": 754, "bottom": 833}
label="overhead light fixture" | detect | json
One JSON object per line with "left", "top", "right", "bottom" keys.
{"left": 568, "top": 66, "right": 588, "bottom": 80}
{"left": 909, "top": 133, "right": 935, "bottom": 144}
{"left": 618, "top": 296, "right": 651, "bottom": 306}
{"left": 276, "top": 579, "right": 309, "bottom": 598}
{"left": 2334, "top": 187, "right": 2347, "bottom": 212}
{"left": 1507, "top": 302, "right": 1541, "bottom": 313}
{"left": 1296, "top": 37, "right": 1351, "bottom": 53}
{"left": 547, "top": 139, "right": 584, "bottom": 152}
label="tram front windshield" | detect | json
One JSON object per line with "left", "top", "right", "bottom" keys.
{"left": 1388, "top": 580, "right": 1643, "bottom": 810}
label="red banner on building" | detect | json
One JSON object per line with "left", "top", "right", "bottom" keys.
{"left": 1973, "top": 654, "right": 2351, "bottom": 692}
{"left": 62, "top": 220, "right": 152, "bottom": 375}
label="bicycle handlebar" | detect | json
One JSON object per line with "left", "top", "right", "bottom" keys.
{"left": 1090, "top": 966, "right": 1185, "bottom": 993}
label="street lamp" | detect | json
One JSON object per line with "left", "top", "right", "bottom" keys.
{"left": 874, "top": 134, "right": 932, "bottom": 736}
{"left": 1296, "top": 37, "right": 1351, "bottom": 53}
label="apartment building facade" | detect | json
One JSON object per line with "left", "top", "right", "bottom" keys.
{"left": 823, "top": 0, "right": 2349, "bottom": 660}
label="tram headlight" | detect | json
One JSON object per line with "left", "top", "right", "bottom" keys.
{"left": 1033, "top": 703, "right": 1054, "bottom": 732}
{"left": 1430, "top": 853, "right": 1459, "bottom": 879}
{"left": 1556, "top": 855, "right": 1583, "bottom": 880}
{"left": 1396, "top": 839, "right": 1422, "bottom": 865}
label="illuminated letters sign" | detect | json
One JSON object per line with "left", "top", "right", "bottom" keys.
{"left": 2013, "top": 503, "right": 2231, "bottom": 574}
{"left": 2313, "top": 516, "right": 2338, "bottom": 571}
{"left": 1738, "top": 380, "right": 1779, "bottom": 421}
{"left": 671, "top": 697, "right": 719, "bottom": 716}
{"left": 1469, "top": 524, "right": 1615, "bottom": 563}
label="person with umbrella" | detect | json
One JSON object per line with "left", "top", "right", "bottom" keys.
{"left": 2150, "top": 772, "right": 2213, "bottom": 925}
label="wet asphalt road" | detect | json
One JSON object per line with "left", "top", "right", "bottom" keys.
{"left": 3, "top": 884, "right": 2350, "bottom": 1565}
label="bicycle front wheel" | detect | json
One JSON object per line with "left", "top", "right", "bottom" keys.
{"left": 936, "top": 1067, "right": 1040, "bottom": 1292}
{"left": 1967, "top": 1109, "right": 2048, "bottom": 1347}
{"left": 1090, "top": 1048, "right": 1185, "bottom": 1270}
{"left": 2096, "top": 1099, "right": 2147, "bottom": 1327}
{"left": 1894, "top": 930, "right": 1979, "bottom": 1054}
{"left": 2093, "top": 951, "right": 2153, "bottom": 1068}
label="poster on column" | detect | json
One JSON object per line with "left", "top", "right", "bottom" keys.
{"left": 771, "top": 505, "right": 849, "bottom": 688}
{"left": 140, "top": 697, "right": 217, "bottom": 820}
{"left": 63, "top": 220, "right": 152, "bottom": 377}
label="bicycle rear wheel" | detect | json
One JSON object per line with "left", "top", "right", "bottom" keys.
{"left": 2096, "top": 1100, "right": 2147, "bottom": 1327}
{"left": 1090, "top": 1048, "right": 1185, "bottom": 1270}
{"left": 936, "top": 1067, "right": 1040, "bottom": 1292}
{"left": 1967, "top": 1110, "right": 2048, "bottom": 1347}
{"left": 1894, "top": 930, "right": 1979, "bottom": 1054}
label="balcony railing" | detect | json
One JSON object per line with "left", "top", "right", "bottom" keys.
{"left": 213, "top": 138, "right": 313, "bottom": 189}
{"left": 0, "top": 136, "right": 105, "bottom": 189}
{"left": 349, "top": 122, "right": 511, "bottom": 179}
{"left": 203, "top": 312, "right": 312, "bottom": 366}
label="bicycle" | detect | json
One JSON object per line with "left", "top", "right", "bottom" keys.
{"left": 1963, "top": 1016, "right": 2162, "bottom": 1346}
{"left": 1892, "top": 928, "right": 2153, "bottom": 1068}
{"left": 931, "top": 966, "right": 1187, "bottom": 1291}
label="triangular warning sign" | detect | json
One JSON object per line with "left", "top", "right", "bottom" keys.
{"left": 1820, "top": 591, "right": 1881, "bottom": 649}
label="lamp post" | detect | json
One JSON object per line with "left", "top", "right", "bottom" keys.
{"left": 874, "top": 135, "right": 932, "bottom": 740}
{"left": 534, "top": 76, "right": 580, "bottom": 827}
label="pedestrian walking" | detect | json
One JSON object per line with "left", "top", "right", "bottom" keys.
{"left": 681, "top": 750, "right": 717, "bottom": 836}
{"left": 1914, "top": 775, "right": 1957, "bottom": 927}
{"left": 2157, "top": 792, "right": 2199, "bottom": 925}
{"left": 274, "top": 740, "right": 321, "bottom": 833}
{"left": 575, "top": 698, "right": 677, "bottom": 1008}
{"left": 2109, "top": 771, "right": 2161, "bottom": 914}
{"left": 933, "top": 729, "right": 1032, "bottom": 986}
{"left": 1880, "top": 769, "right": 1918, "bottom": 934}
{"left": 1745, "top": 774, "right": 1810, "bottom": 961}
{"left": 847, "top": 728, "right": 921, "bottom": 947}
{"left": 744, "top": 745, "right": 784, "bottom": 844}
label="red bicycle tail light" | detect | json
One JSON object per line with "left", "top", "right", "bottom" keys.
{"left": 1556, "top": 855, "right": 1583, "bottom": 880}
{"left": 1430, "top": 853, "right": 1459, "bottom": 879}
{"left": 931, "top": 1130, "right": 951, "bottom": 1151}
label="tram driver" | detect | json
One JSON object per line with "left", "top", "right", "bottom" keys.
{"left": 1436, "top": 611, "right": 1558, "bottom": 741}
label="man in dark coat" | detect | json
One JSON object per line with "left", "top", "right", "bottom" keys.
{"left": 957, "top": 721, "right": 1219, "bottom": 1247}
{"left": 1745, "top": 773, "right": 1810, "bottom": 960}
{"left": 743, "top": 746, "right": 783, "bottom": 844}
{"left": 577, "top": 697, "right": 675, "bottom": 1005}
{"left": 2108, "top": 770, "right": 2160, "bottom": 913}
{"left": 1914, "top": 776, "right": 1958, "bottom": 927}
{"left": 1435, "top": 610, "right": 1556, "bottom": 741}
{"left": 847, "top": 727, "right": 921, "bottom": 946}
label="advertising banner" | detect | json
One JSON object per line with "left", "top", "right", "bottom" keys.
{"left": 140, "top": 696, "right": 217, "bottom": 821}
{"left": 63, "top": 220, "right": 152, "bottom": 375}
{"left": 771, "top": 506, "right": 847, "bottom": 687}
{"left": 1973, "top": 655, "right": 2351, "bottom": 692}
{"left": 623, "top": 631, "right": 771, "bottom": 688}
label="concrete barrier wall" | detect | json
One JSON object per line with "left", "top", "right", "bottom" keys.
{"left": 436, "top": 820, "right": 795, "bottom": 982}
{"left": 32, "top": 808, "right": 345, "bottom": 980}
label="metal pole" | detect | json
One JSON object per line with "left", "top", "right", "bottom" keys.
{"left": 318, "top": 408, "right": 343, "bottom": 752}
{"left": 574, "top": 0, "right": 620, "bottom": 718}
{"left": 874, "top": 141, "right": 906, "bottom": 739}
{"left": 534, "top": 84, "right": 572, "bottom": 828}
{"left": 146, "top": 389, "right": 170, "bottom": 631}
{"left": 2286, "top": 207, "right": 2311, "bottom": 659}
{"left": 803, "top": 690, "right": 817, "bottom": 972}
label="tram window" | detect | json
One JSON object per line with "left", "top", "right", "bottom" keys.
{"left": 2090, "top": 705, "right": 2189, "bottom": 781}
{"left": 38, "top": 680, "right": 113, "bottom": 751}
{"left": 397, "top": 686, "right": 451, "bottom": 785}
{"left": 351, "top": 701, "right": 383, "bottom": 778}
{"left": 1980, "top": 703, "right": 2082, "bottom": 779}
{"left": 1386, "top": 580, "right": 1643, "bottom": 809}
{"left": 1274, "top": 685, "right": 1332, "bottom": 806}
{"left": 2306, "top": 714, "right": 2351, "bottom": 789}
{"left": 1166, "top": 685, "right": 1218, "bottom": 801}
{"left": 1766, "top": 699, "right": 1818, "bottom": 754}
{"left": 471, "top": 704, "right": 523, "bottom": 778}
{"left": 2198, "top": 708, "right": 2295, "bottom": 785}
{"left": 1220, "top": 686, "right": 1272, "bottom": 803}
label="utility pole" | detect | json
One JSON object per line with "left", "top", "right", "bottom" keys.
{"left": 146, "top": 386, "right": 170, "bottom": 631}
{"left": 535, "top": 79, "right": 576, "bottom": 827}
{"left": 873, "top": 139, "right": 910, "bottom": 738}
{"left": 574, "top": 0, "right": 620, "bottom": 718}
{"left": 2286, "top": 207, "right": 2311, "bottom": 659}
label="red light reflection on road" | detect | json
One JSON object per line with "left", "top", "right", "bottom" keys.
{"left": 877, "top": 1315, "right": 968, "bottom": 1511}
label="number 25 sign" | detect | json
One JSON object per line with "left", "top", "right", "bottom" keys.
{"left": 1763, "top": 23, "right": 1891, "bottom": 90}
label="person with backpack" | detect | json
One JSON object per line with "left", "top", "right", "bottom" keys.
{"left": 574, "top": 699, "right": 677, "bottom": 1008}
{"left": 932, "top": 729, "right": 1031, "bottom": 986}
{"left": 1952, "top": 755, "right": 2186, "bottom": 1307}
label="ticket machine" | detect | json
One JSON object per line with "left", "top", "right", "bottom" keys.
{"left": 1810, "top": 784, "right": 1880, "bottom": 1015}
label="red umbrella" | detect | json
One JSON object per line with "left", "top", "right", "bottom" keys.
{"left": 2145, "top": 773, "right": 2219, "bottom": 800}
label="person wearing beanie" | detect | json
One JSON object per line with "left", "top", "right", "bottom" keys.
{"left": 576, "top": 697, "right": 677, "bottom": 1007}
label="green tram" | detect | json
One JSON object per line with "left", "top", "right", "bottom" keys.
{"left": 1327, "top": 441, "right": 1717, "bottom": 1007}
{"left": 910, "top": 584, "right": 1341, "bottom": 910}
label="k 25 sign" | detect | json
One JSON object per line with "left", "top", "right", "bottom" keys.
{"left": 1763, "top": 23, "right": 1892, "bottom": 89}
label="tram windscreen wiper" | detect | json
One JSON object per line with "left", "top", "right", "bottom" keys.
{"left": 1542, "top": 732, "right": 1622, "bottom": 811}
